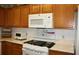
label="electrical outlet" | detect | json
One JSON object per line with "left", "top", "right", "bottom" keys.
{"left": 62, "top": 35, "right": 64, "bottom": 39}
{"left": 42, "top": 34, "right": 44, "bottom": 36}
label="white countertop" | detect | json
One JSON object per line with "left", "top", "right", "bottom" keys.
{"left": 50, "top": 39, "right": 74, "bottom": 53}
{"left": 0, "top": 38, "right": 30, "bottom": 44}
{"left": 0, "top": 38, "right": 74, "bottom": 53}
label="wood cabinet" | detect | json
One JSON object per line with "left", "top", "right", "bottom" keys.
{"left": 2, "top": 41, "right": 22, "bottom": 55}
{"left": 3, "top": 6, "right": 29, "bottom": 28}
{"left": 29, "top": 4, "right": 40, "bottom": 14}
{"left": 3, "top": 9, "right": 14, "bottom": 27}
{"left": 0, "top": 4, "right": 77, "bottom": 28}
{"left": 12, "top": 7, "right": 20, "bottom": 27}
{"left": 40, "top": 4, "right": 53, "bottom": 13}
{"left": 6, "top": 8, "right": 14, "bottom": 27}
{"left": 3, "top": 7, "right": 21, "bottom": 27}
{"left": 49, "top": 50, "right": 74, "bottom": 55}
{"left": 54, "top": 4, "right": 75, "bottom": 29}
{"left": 29, "top": 4, "right": 53, "bottom": 14}
{"left": 3, "top": 9, "right": 8, "bottom": 27}
{"left": 20, "top": 5, "right": 29, "bottom": 27}
{"left": 0, "top": 8, "right": 4, "bottom": 26}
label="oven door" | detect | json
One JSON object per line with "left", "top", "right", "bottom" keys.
{"left": 22, "top": 48, "right": 48, "bottom": 55}
{"left": 23, "top": 44, "right": 48, "bottom": 55}
{"left": 22, "top": 48, "right": 28, "bottom": 55}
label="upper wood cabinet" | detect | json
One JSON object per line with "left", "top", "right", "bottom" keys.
{"left": 4, "top": 9, "right": 8, "bottom": 27}
{"left": 12, "top": 7, "right": 20, "bottom": 27}
{"left": 0, "top": 4, "right": 77, "bottom": 29}
{"left": 63, "top": 5, "right": 75, "bottom": 28}
{"left": 40, "top": 4, "right": 53, "bottom": 13}
{"left": 1, "top": 6, "right": 29, "bottom": 28}
{"left": 3, "top": 8, "right": 20, "bottom": 27}
{"left": 3, "top": 7, "right": 20, "bottom": 27}
{"left": 3, "top": 8, "right": 14, "bottom": 27}
{"left": 0, "top": 8, "right": 4, "bottom": 26}
{"left": 7, "top": 8, "right": 15, "bottom": 27}
{"left": 29, "top": 4, "right": 40, "bottom": 14}
{"left": 20, "top": 5, "right": 29, "bottom": 27}
{"left": 29, "top": 4, "right": 53, "bottom": 14}
{"left": 53, "top": 4, "right": 75, "bottom": 29}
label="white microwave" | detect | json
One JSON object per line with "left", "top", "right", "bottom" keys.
{"left": 28, "top": 13, "right": 53, "bottom": 28}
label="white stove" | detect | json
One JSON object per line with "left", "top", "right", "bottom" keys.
{"left": 22, "top": 38, "right": 55, "bottom": 55}
{"left": 23, "top": 43, "right": 48, "bottom": 55}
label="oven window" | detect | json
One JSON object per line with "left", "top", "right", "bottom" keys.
{"left": 30, "top": 19, "right": 43, "bottom": 25}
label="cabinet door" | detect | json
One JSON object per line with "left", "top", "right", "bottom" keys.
{"left": 4, "top": 9, "right": 8, "bottom": 27}
{"left": 29, "top": 4, "right": 40, "bottom": 14}
{"left": 4, "top": 9, "right": 14, "bottom": 27}
{"left": 2, "top": 41, "right": 22, "bottom": 55}
{"left": 41, "top": 4, "right": 53, "bottom": 13}
{"left": 54, "top": 5, "right": 66, "bottom": 28}
{"left": 0, "top": 8, "right": 4, "bottom": 26}
{"left": 7, "top": 8, "right": 14, "bottom": 27}
{"left": 20, "top": 5, "right": 29, "bottom": 27}
{"left": 54, "top": 5, "right": 75, "bottom": 29}
{"left": 2, "top": 41, "right": 12, "bottom": 55}
{"left": 30, "top": 4, "right": 53, "bottom": 14}
{"left": 3, "top": 8, "right": 14, "bottom": 27}
{"left": 63, "top": 5, "right": 75, "bottom": 28}
{"left": 12, "top": 7, "right": 20, "bottom": 27}
{"left": 6, "top": 7, "right": 20, "bottom": 27}
{"left": 11, "top": 43, "right": 22, "bottom": 55}
{"left": 2, "top": 41, "right": 10, "bottom": 55}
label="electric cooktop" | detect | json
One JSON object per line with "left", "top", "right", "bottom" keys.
{"left": 24, "top": 40, "right": 55, "bottom": 48}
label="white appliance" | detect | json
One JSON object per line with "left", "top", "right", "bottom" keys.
{"left": 22, "top": 37, "right": 55, "bottom": 55}
{"left": 15, "top": 33, "right": 26, "bottom": 40}
{"left": 29, "top": 13, "right": 53, "bottom": 28}
{"left": 23, "top": 44, "right": 48, "bottom": 55}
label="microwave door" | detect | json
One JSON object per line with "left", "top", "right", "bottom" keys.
{"left": 29, "top": 18, "right": 45, "bottom": 28}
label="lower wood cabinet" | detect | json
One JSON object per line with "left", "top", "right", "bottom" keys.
{"left": 49, "top": 50, "right": 74, "bottom": 55}
{"left": 2, "top": 41, "right": 22, "bottom": 55}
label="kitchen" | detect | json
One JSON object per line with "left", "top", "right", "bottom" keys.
{"left": 0, "top": 4, "right": 78, "bottom": 55}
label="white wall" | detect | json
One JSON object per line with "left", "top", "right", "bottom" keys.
{"left": 12, "top": 28, "right": 75, "bottom": 41}
{"left": 34, "top": 29, "right": 75, "bottom": 40}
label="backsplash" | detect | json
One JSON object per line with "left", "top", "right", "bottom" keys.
{"left": 35, "top": 29, "right": 76, "bottom": 40}
{"left": 12, "top": 28, "right": 76, "bottom": 41}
